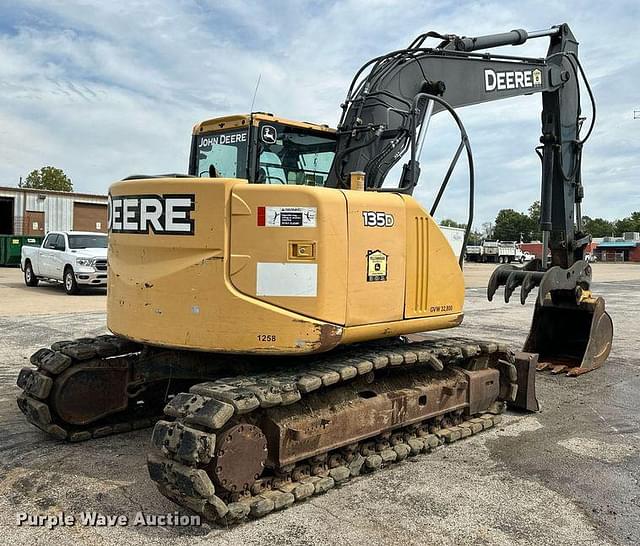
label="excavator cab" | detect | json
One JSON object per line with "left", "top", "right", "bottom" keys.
{"left": 188, "top": 113, "right": 336, "bottom": 186}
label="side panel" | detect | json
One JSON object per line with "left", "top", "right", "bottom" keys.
{"left": 344, "top": 191, "right": 406, "bottom": 325}
{"left": 403, "top": 196, "right": 465, "bottom": 319}
{"left": 107, "top": 178, "right": 343, "bottom": 354}
{"left": 229, "top": 185, "right": 348, "bottom": 326}
{"left": 106, "top": 177, "right": 463, "bottom": 354}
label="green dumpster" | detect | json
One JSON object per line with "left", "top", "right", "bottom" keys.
{"left": 0, "top": 235, "right": 43, "bottom": 266}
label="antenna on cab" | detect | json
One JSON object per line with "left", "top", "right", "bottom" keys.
{"left": 250, "top": 73, "right": 262, "bottom": 112}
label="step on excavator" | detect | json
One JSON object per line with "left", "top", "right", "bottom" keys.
{"left": 17, "top": 24, "right": 613, "bottom": 523}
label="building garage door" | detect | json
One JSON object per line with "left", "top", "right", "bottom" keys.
{"left": 23, "top": 211, "right": 45, "bottom": 236}
{"left": 73, "top": 202, "right": 108, "bottom": 233}
{"left": 0, "top": 197, "right": 14, "bottom": 234}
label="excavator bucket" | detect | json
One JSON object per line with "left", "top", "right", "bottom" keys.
{"left": 488, "top": 259, "right": 614, "bottom": 377}
{"left": 524, "top": 295, "right": 613, "bottom": 376}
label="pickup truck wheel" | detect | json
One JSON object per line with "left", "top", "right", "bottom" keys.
{"left": 64, "top": 267, "right": 79, "bottom": 295}
{"left": 24, "top": 262, "right": 39, "bottom": 287}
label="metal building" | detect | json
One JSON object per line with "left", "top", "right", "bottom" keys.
{"left": 594, "top": 233, "right": 640, "bottom": 262}
{"left": 0, "top": 186, "right": 107, "bottom": 236}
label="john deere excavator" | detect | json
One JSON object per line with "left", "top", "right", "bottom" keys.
{"left": 17, "top": 24, "right": 613, "bottom": 523}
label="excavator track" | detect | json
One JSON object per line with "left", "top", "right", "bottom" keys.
{"left": 16, "top": 335, "right": 161, "bottom": 441}
{"left": 147, "top": 337, "right": 519, "bottom": 524}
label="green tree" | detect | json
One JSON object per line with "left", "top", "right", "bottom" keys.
{"left": 615, "top": 212, "right": 640, "bottom": 234}
{"left": 583, "top": 216, "right": 615, "bottom": 238}
{"left": 440, "top": 218, "right": 466, "bottom": 229}
{"left": 23, "top": 166, "right": 73, "bottom": 192}
{"left": 528, "top": 200, "right": 541, "bottom": 223}
{"left": 527, "top": 200, "right": 542, "bottom": 240}
{"left": 466, "top": 230, "right": 483, "bottom": 245}
{"left": 494, "top": 208, "right": 535, "bottom": 242}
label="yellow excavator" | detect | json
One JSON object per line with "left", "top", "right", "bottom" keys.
{"left": 17, "top": 24, "right": 612, "bottom": 523}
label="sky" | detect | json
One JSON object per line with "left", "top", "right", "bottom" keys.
{"left": 0, "top": 0, "right": 638, "bottom": 228}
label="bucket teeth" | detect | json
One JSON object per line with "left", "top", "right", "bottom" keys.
{"left": 487, "top": 262, "right": 544, "bottom": 305}
{"left": 504, "top": 271, "right": 524, "bottom": 303}
{"left": 487, "top": 264, "right": 517, "bottom": 301}
{"left": 520, "top": 272, "right": 539, "bottom": 305}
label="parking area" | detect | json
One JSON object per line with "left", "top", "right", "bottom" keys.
{"left": 1, "top": 263, "right": 639, "bottom": 545}
{"left": 0, "top": 267, "right": 105, "bottom": 316}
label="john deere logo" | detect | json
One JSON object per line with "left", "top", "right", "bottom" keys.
{"left": 261, "top": 125, "right": 277, "bottom": 144}
{"left": 532, "top": 68, "right": 542, "bottom": 86}
{"left": 484, "top": 68, "right": 543, "bottom": 91}
{"left": 108, "top": 194, "right": 195, "bottom": 235}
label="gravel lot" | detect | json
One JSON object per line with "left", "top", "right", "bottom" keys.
{"left": 1, "top": 263, "right": 639, "bottom": 545}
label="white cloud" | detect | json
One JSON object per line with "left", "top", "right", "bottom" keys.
{"left": 0, "top": 0, "right": 638, "bottom": 225}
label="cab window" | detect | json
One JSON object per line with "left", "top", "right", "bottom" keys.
{"left": 54, "top": 234, "right": 66, "bottom": 250}
{"left": 44, "top": 234, "right": 63, "bottom": 250}
{"left": 258, "top": 151, "right": 286, "bottom": 184}
{"left": 43, "top": 234, "right": 56, "bottom": 249}
{"left": 256, "top": 123, "right": 336, "bottom": 186}
{"left": 195, "top": 129, "right": 249, "bottom": 178}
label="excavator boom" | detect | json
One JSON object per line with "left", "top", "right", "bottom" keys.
{"left": 327, "top": 23, "right": 612, "bottom": 374}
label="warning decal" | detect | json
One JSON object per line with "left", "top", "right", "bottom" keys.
{"left": 257, "top": 206, "right": 317, "bottom": 227}
{"left": 366, "top": 250, "right": 388, "bottom": 282}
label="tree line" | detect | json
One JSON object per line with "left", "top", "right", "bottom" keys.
{"left": 443, "top": 202, "right": 640, "bottom": 244}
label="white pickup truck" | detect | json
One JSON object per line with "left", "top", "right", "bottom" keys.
{"left": 21, "top": 231, "right": 108, "bottom": 294}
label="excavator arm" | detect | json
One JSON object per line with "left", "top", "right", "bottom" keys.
{"left": 327, "top": 24, "right": 613, "bottom": 375}
{"left": 328, "top": 24, "right": 583, "bottom": 267}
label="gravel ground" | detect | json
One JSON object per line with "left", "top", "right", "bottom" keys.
{"left": 1, "top": 264, "right": 638, "bottom": 545}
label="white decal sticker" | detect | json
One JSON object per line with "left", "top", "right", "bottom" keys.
{"left": 108, "top": 194, "right": 195, "bottom": 235}
{"left": 256, "top": 263, "right": 318, "bottom": 297}
{"left": 198, "top": 132, "right": 247, "bottom": 148}
{"left": 362, "top": 211, "right": 394, "bottom": 227}
{"left": 484, "top": 68, "right": 542, "bottom": 92}
{"left": 264, "top": 206, "right": 317, "bottom": 227}
{"left": 261, "top": 125, "right": 277, "bottom": 144}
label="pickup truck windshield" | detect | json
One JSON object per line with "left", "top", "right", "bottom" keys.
{"left": 68, "top": 235, "right": 108, "bottom": 249}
